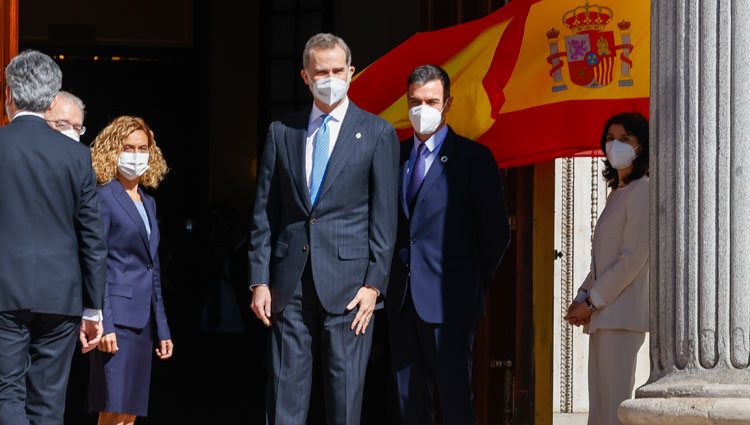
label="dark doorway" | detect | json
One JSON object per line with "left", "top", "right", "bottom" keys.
{"left": 18, "top": 1, "right": 220, "bottom": 424}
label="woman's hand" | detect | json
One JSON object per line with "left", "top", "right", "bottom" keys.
{"left": 98, "top": 332, "right": 119, "bottom": 353}
{"left": 564, "top": 301, "right": 592, "bottom": 326}
{"left": 156, "top": 339, "right": 174, "bottom": 360}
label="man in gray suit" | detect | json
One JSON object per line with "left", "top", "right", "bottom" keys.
{"left": 248, "top": 33, "right": 400, "bottom": 425}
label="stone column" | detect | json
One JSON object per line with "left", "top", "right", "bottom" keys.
{"left": 619, "top": 1, "right": 750, "bottom": 423}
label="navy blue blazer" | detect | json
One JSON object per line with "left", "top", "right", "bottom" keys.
{"left": 0, "top": 115, "right": 106, "bottom": 316}
{"left": 249, "top": 102, "right": 400, "bottom": 314}
{"left": 386, "top": 127, "right": 511, "bottom": 324}
{"left": 98, "top": 180, "right": 170, "bottom": 340}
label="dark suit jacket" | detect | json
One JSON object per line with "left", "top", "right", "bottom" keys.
{"left": 386, "top": 127, "right": 511, "bottom": 324}
{"left": 98, "top": 180, "right": 170, "bottom": 340}
{"left": 0, "top": 114, "right": 106, "bottom": 316}
{"left": 249, "top": 101, "right": 400, "bottom": 314}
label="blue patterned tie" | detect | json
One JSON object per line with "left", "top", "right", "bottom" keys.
{"left": 406, "top": 142, "right": 429, "bottom": 206}
{"left": 309, "top": 114, "right": 333, "bottom": 205}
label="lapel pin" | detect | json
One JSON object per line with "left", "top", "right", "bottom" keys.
{"left": 440, "top": 155, "right": 448, "bottom": 163}
{"left": 355, "top": 132, "right": 362, "bottom": 139}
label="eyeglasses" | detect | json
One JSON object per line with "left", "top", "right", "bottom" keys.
{"left": 46, "top": 119, "right": 86, "bottom": 136}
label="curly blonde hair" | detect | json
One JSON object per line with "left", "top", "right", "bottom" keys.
{"left": 90, "top": 116, "right": 168, "bottom": 188}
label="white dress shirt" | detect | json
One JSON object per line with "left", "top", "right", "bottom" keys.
{"left": 12, "top": 111, "right": 45, "bottom": 120}
{"left": 305, "top": 97, "right": 350, "bottom": 188}
{"left": 13, "top": 111, "right": 103, "bottom": 321}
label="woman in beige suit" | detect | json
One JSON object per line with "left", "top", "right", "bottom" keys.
{"left": 565, "top": 112, "right": 649, "bottom": 425}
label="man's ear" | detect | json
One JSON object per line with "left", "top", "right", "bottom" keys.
{"left": 47, "top": 94, "right": 59, "bottom": 114}
{"left": 4, "top": 85, "right": 15, "bottom": 120}
{"left": 300, "top": 68, "right": 311, "bottom": 85}
{"left": 443, "top": 96, "right": 454, "bottom": 114}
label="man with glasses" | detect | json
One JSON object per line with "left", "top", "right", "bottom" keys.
{"left": 45, "top": 90, "right": 86, "bottom": 142}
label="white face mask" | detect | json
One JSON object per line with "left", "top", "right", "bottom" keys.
{"left": 117, "top": 152, "right": 150, "bottom": 181}
{"left": 309, "top": 75, "right": 349, "bottom": 106}
{"left": 60, "top": 129, "right": 80, "bottom": 142}
{"left": 605, "top": 140, "right": 637, "bottom": 170}
{"left": 409, "top": 104, "right": 444, "bottom": 135}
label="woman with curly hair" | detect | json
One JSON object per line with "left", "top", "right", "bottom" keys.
{"left": 87, "top": 116, "right": 173, "bottom": 425}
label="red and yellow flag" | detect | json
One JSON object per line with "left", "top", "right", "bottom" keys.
{"left": 349, "top": 0, "right": 649, "bottom": 168}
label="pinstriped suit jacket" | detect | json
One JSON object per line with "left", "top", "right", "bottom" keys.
{"left": 249, "top": 101, "right": 400, "bottom": 314}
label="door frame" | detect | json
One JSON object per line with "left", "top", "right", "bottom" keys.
{"left": 0, "top": 0, "right": 17, "bottom": 125}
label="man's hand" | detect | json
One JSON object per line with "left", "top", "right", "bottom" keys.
{"left": 346, "top": 286, "right": 378, "bottom": 336}
{"left": 156, "top": 339, "right": 174, "bottom": 359}
{"left": 564, "top": 301, "right": 592, "bottom": 326}
{"left": 98, "top": 333, "right": 119, "bottom": 353}
{"left": 79, "top": 319, "right": 103, "bottom": 354}
{"left": 251, "top": 285, "right": 272, "bottom": 327}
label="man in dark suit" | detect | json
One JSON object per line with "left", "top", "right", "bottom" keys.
{"left": 386, "top": 64, "right": 511, "bottom": 425}
{"left": 0, "top": 50, "right": 107, "bottom": 424}
{"left": 248, "top": 33, "right": 399, "bottom": 425}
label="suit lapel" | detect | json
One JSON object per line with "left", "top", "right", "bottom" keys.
{"left": 111, "top": 180, "right": 152, "bottom": 258}
{"left": 314, "top": 103, "right": 364, "bottom": 207}
{"left": 412, "top": 128, "right": 457, "bottom": 212}
{"left": 285, "top": 107, "right": 312, "bottom": 213}
{"left": 141, "top": 190, "right": 159, "bottom": 258}
{"left": 400, "top": 140, "right": 413, "bottom": 218}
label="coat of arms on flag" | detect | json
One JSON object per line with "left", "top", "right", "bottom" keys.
{"left": 350, "top": 0, "right": 649, "bottom": 168}
{"left": 546, "top": 1, "right": 635, "bottom": 92}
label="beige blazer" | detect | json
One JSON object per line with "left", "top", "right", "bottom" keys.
{"left": 579, "top": 176, "right": 649, "bottom": 333}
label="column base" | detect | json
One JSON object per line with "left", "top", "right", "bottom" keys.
{"left": 619, "top": 398, "right": 750, "bottom": 425}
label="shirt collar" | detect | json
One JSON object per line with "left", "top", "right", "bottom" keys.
{"left": 412, "top": 124, "right": 449, "bottom": 154}
{"left": 13, "top": 111, "right": 45, "bottom": 120}
{"left": 309, "top": 96, "right": 350, "bottom": 127}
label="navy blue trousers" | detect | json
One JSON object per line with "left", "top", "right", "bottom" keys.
{"left": 266, "top": 264, "right": 373, "bottom": 425}
{"left": 389, "top": 293, "right": 477, "bottom": 425}
{"left": 0, "top": 311, "right": 79, "bottom": 425}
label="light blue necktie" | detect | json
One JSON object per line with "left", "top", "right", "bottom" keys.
{"left": 310, "top": 114, "right": 333, "bottom": 205}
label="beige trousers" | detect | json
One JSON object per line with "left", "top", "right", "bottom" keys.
{"left": 587, "top": 329, "right": 646, "bottom": 425}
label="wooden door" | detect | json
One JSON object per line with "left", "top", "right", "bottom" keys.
{"left": 473, "top": 166, "right": 532, "bottom": 425}
{"left": 0, "top": 0, "right": 17, "bottom": 125}
{"left": 474, "top": 163, "right": 555, "bottom": 425}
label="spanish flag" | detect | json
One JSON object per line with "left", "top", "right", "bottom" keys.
{"left": 349, "top": 0, "right": 649, "bottom": 168}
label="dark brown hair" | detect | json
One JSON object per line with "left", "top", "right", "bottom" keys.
{"left": 600, "top": 112, "right": 649, "bottom": 188}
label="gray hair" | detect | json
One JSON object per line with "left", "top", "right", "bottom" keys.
{"left": 57, "top": 90, "right": 85, "bottom": 115}
{"left": 5, "top": 50, "right": 62, "bottom": 113}
{"left": 302, "top": 33, "right": 352, "bottom": 68}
